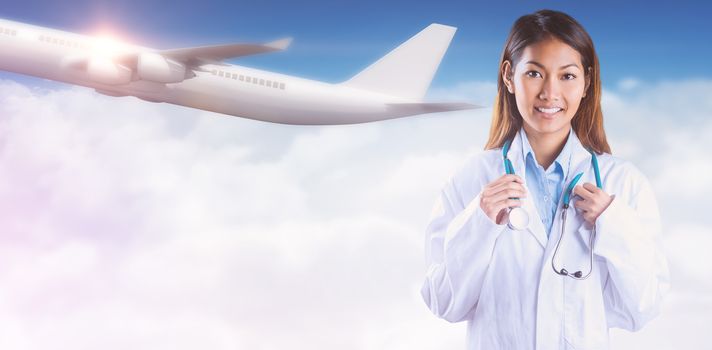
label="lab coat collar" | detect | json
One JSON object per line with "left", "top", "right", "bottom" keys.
{"left": 520, "top": 127, "right": 573, "bottom": 179}
{"left": 506, "top": 127, "right": 592, "bottom": 249}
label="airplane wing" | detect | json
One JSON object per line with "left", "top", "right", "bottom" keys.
{"left": 63, "top": 37, "right": 292, "bottom": 85}
{"left": 386, "top": 102, "right": 484, "bottom": 115}
{"left": 157, "top": 37, "right": 292, "bottom": 66}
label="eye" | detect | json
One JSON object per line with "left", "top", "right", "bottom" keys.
{"left": 562, "top": 73, "right": 577, "bottom": 80}
{"left": 526, "top": 71, "right": 542, "bottom": 78}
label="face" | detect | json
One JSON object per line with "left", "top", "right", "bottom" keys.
{"left": 502, "top": 38, "right": 590, "bottom": 139}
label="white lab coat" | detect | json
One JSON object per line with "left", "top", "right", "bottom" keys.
{"left": 421, "top": 129, "right": 670, "bottom": 350}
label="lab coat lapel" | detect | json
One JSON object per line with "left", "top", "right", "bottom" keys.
{"left": 567, "top": 134, "right": 600, "bottom": 249}
{"left": 531, "top": 131, "right": 594, "bottom": 349}
{"left": 508, "top": 131, "right": 548, "bottom": 249}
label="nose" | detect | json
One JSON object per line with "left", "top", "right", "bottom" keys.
{"left": 538, "top": 75, "right": 561, "bottom": 101}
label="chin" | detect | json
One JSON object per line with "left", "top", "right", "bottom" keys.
{"left": 523, "top": 117, "right": 571, "bottom": 135}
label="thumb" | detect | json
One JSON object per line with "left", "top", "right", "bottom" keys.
{"left": 496, "top": 209, "right": 508, "bottom": 225}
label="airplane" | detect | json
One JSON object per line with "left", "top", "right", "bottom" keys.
{"left": 0, "top": 18, "right": 478, "bottom": 125}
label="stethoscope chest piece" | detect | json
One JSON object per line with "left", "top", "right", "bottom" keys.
{"left": 507, "top": 206, "right": 529, "bottom": 230}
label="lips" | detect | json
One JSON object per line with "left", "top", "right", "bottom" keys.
{"left": 535, "top": 106, "right": 563, "bottom": 114}
{"left": 534, "top": 106, "right": 564, "bottom": 119}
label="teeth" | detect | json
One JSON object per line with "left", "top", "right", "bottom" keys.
{"left": 536, "top": 107, "right": 562, "bottom": 114}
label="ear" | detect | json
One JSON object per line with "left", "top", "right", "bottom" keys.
{"left": 501, "top": 60, "right": 514, "bottom": 94}
{"left": 583, "top": 66, "right": 592, "bottom": 98}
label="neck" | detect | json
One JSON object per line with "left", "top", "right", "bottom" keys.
{"left": 523, "top": 125, "right": 571, "bottom": 170}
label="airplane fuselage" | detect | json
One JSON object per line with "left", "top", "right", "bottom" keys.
{"left": 0, "top": 18, "right": 473, "bottom": 125}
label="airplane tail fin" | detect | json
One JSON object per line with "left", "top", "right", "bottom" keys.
{"left": 340, "top": 23, "right": 456, "bottom": 101}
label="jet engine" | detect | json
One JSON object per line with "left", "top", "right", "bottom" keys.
{"left": 87, "top": 58, "right": 132, "bottom": 85}
{"left": 137, "top": 53, "right": 187, "bottom": 84}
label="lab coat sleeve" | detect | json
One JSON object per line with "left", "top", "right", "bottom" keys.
{"left": 420, "top": 177, "right": 504, "bottom": 323}
{"left": 593, "top": 173, "right": 670, "bottom": 331}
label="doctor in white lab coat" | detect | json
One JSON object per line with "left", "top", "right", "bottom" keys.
{"left": 420, "top": 10, "right": 670, "bottom": 350}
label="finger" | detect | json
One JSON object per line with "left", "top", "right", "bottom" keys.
{"left": 504, "top": 174, "right": 525, "bottom": 184}
{"left": 582, "top": 182, "right": 600, "bottom": 193}
{"left": 573, "top": 199, "right": 591, "bottom": 212}
{"left": 482, "top": 178, "right": 526, "bottom": 198}
{"left": 573, "top": 185, "right": 594, "bottom": 199}
{"left": 492, "top": 198, "right": 523, "bottom": 212}
{"left": 496, "top": 209, "right": 508, "bottom": 225}
{"left": 485, "top": 198, "right": 522, "bottom": 220}
{"left": 485, "top": 181, "right": 527, "bottom": 198}
{"left": 488, "top": 189, "right": 527, "bottom": 204}
{"left": 487, "top": 174, "right": 524, "bottom": 189}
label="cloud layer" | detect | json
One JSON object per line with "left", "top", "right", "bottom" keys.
{"left": 0, "top": 78, "right": 709, "bottom": 349}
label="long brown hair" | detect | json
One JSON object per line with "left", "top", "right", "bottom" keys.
{"left": 485, "top": 9, "right": 611, "bottom": 154}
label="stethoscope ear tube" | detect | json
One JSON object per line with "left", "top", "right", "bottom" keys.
{"left": 551, "top": 149, "right": 602, "bottom": 280}
{"left": 551, "top": 209, "right": 597, "bottom": 280}
{"left": 563, "top": 172, "right": 584, "bottom": 208}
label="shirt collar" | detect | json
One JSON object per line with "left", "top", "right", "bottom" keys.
{"left": 520, "top": 127, "right": 573, "bottom": 176}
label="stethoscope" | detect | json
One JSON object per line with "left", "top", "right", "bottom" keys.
{"left": 502, "top": 137, "right": 602, "bottom": 280}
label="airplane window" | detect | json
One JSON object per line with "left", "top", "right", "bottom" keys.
{"left": 218, "top": 71, "right": 224, "bottom": 77}
{"left": 266, "top": 81, "right": 272, "bottom": 87}
{"left": 239, "top": 75, "right": 244, "bottom": 81}
{"left": 259, "top": 79, "right": 265, "bottom": 86}
{"left": 52, "top": 38, "right": 58, "bottom": 44}
{"left": 211, "top": 69, "right": 217, "bottom": 75}
{"left": 280, "top": 83, "right": 285, "bottom": 90}
{"left": 231, "top": 73, "right": 237, "bottom": 79}
{"left": 246, "top": 76, "right": 252, "bottom": 83}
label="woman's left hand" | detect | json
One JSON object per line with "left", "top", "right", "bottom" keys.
{"left": 573, "top": 182, "right": 614, "bottom": 225}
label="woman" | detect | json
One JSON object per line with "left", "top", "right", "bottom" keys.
{"left": 420, "top": 10, "right": 669, "bottom": 350}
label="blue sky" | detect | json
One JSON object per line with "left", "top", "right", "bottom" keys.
{"left": 1, "top": 0, "right": 710, "bottom": 89}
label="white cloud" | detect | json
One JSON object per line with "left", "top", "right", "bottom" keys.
{"left": 0, "top": 78, "right": 710, "bottom": 349}
{"left": 617, "top": 77, "right": 641, "bottom": 91}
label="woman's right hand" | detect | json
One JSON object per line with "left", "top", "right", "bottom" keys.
{"left": 479, "top": 174, "right": 527, "bottom": 225}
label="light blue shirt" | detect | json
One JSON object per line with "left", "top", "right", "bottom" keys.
{"left": 520, "top": 128, "right": 573, "bottom": 237}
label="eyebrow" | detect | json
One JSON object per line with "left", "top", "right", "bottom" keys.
{"left": 525, "top": 60, "right": 580, "bottom": 70}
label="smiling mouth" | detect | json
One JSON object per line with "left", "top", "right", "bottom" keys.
{"left": 534, "top": 107, "right": 563, "bottom": 117}
{"left": 535, "top": 107, "right": 563, "bottom": 113}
